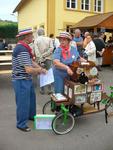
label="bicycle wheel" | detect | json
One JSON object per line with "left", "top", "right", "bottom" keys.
{"left": 52, "top": 113, "right": 75, "bottom": 135}
{"left": 42, "top": 100, "right": 55, "bottom": 114}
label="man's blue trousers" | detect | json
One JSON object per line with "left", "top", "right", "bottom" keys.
{"left": 12, "top": 79, "right": 36, "bottom": 128}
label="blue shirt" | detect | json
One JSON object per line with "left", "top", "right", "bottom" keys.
{"left": 12, "top": 44, "right": 32, "bottom": 80}
{"left": 53, "top": 46, "right": 80, "bottom": 74}
{"left": 73, "top": 36, "right": 83, "bottom": 51}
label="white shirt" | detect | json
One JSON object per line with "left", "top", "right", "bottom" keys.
{"left": 84, "top": 41, "right": 96, "bottom": 63}
{"left": 54, "top": 38, "right": 60, "bottom": 48}
{"left": 34, "top": 36, "right": 54, "bottom": 61}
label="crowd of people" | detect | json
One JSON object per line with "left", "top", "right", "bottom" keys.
{"left": 12, "top": 27, "right": 107, "bottom": 132}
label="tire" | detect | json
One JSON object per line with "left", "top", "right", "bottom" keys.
{"left": 42, "top": 100, "right": 55, "bottom": 114}
{"left": 52, "top": 113, "right": 75, "bottom": 135}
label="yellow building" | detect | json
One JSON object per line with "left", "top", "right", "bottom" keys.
{"left": 13, "top": 0, "right": 113, "bottom": 36}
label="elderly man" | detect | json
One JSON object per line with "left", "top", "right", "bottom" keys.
{"left": 34, "top": 27, "right": 54, "bottom": 63}
{"left": 34, "top": 27, "right": 54, "bottom": 94}
{"left": 12, "top": 28, "right": 46, "bottom": 132}
{"left": 73, "top": 29, "right": 83, "bottom": 56}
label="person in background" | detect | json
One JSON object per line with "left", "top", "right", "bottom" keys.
{"left": 83, "top": 31, "right": 90, "bottom": 48}
{"left": 99, "top": 32, "right": 106, "bottom": 43}
{"left": 73, "top": 29, "right": 83, "bottom": 56}
{"left": 70, "top": 33, "right": 77, "bottom": 49}
{"left": 8, "top": 44, "right": 13, "bottom": 50}
{"left": 49, "top": 33, "right": 60, "bottom": 51}
{"left": 93, "top": 33, "right": 105, "bottom": 71}
{"left": 107, "top": 36, "right": 113, "bottom": 44}
{"left": 34, "top": 28, "right": 54, "bottom": 94}
{"left": 0, "top": 39, "right": 5, "bottom": 50}
{"left": 53, "top": 31, "right": 85, "bottom": 94}
{"left": 103, "top": 33, "right": 107, "bottom": 43}
{"left": 12, "top": 28, "right": 46, "bottom": 132}
{"left": 3, "top": 39, "right": 8, "bottom": 50}
{"left": 84, "top": 34, "right": 96, "bottom": 64}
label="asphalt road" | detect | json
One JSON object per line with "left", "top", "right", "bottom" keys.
{"left": 0, "top": 66, "right": 113, "bottom": 150}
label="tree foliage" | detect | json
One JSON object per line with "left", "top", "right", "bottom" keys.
{"left": 0, "top": 21, "right": 18, "bottom": 38}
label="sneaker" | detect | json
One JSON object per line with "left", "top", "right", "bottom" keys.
{"left": 29, "top": 118, "right": 34, "bottom": 121}
{"left": 17, "top": 127, "right": 31, "bottom": 132}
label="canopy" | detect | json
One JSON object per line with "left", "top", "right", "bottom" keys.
{"left": 71, "top": 12, "right": 113, "bottom": 30}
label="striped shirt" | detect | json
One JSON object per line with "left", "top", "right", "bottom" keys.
{"left": 12, "top": 44, "right": 32, "bottom": 80}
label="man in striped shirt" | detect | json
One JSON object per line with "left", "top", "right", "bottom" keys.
{"left": 12, "top": 28, "right": 46, "bottom": 132}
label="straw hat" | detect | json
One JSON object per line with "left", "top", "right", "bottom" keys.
{"left": 56, "top": 32, "right": 72, "bottom": 40}
{"left": 16, "top": 28, "right": 33, "bottom": 37}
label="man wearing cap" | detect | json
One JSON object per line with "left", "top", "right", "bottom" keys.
{"left": 12, "top": 28, "right": 46, "bottom": 132}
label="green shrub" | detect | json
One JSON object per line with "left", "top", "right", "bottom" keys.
{"left": 0, "top": 21, "right": 18, "bottom": 38}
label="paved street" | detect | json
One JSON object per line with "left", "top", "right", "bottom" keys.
{"left": 0, "top": 67, "right": 113, "bottom": 150}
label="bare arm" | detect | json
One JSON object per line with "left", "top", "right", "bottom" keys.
{"left": 53, "top": 59, "right": 73, "bottom": 76}
{"left": 97, "top": 48, "right": 105, "bottom": 56}
{"left": 76, "top": 41, "right": 83, "bottom": 47}
{"left": 25, "top": 61, "right": 47, "bottom": 75}
{"left": 32, "top": 60, "right": 42, "bottom": 68}
{"left": 79, "top": 57, "right": 87, "bottom": 62}
{"left": 101, "top": 48, "right": 105, "bottom": 55}
{"left": 83, "top": 38, "right": 88, "bottom": 48}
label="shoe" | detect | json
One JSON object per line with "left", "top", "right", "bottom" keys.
{"left": 17, "top": 127, "right": 31, "bottom": 132}
{"left": 29, "top": 118, "right": 34, "bottom": 121}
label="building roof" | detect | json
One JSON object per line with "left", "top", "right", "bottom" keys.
{"left": 13, "top": 0, "right": 26, "bottom": 13}
{"left": 71, "top": 12, "right": 113, "bottom": 29}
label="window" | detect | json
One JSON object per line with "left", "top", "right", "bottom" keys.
{"left": 66, "top": 0, "right": 77, "bottom": 9}
{"left": 94, "top": 0, "right": 103, "bottom": 12}
{"left": 81, "top": 0, "right": 90, "bottom": 11}
{"left": 66, "top": 25, "right": 73, "bottom": 32}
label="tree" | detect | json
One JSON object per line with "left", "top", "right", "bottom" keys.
{"left": 0, "top": 21, "right": 18, "bottom": 38}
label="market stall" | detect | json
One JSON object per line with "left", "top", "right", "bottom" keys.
{"left": 70, "top": 12, "right": 113, "bottom": 65}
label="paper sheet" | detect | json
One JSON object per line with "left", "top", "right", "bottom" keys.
{"left": 39, "top": 68, "right": 54, "bottom": 87}
{"left": 52, "top": 93, "right": 67, "bottom": 101}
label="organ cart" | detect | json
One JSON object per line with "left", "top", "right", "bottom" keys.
{"left": 42, "top": 61, "right": 113, "bottom": 135}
